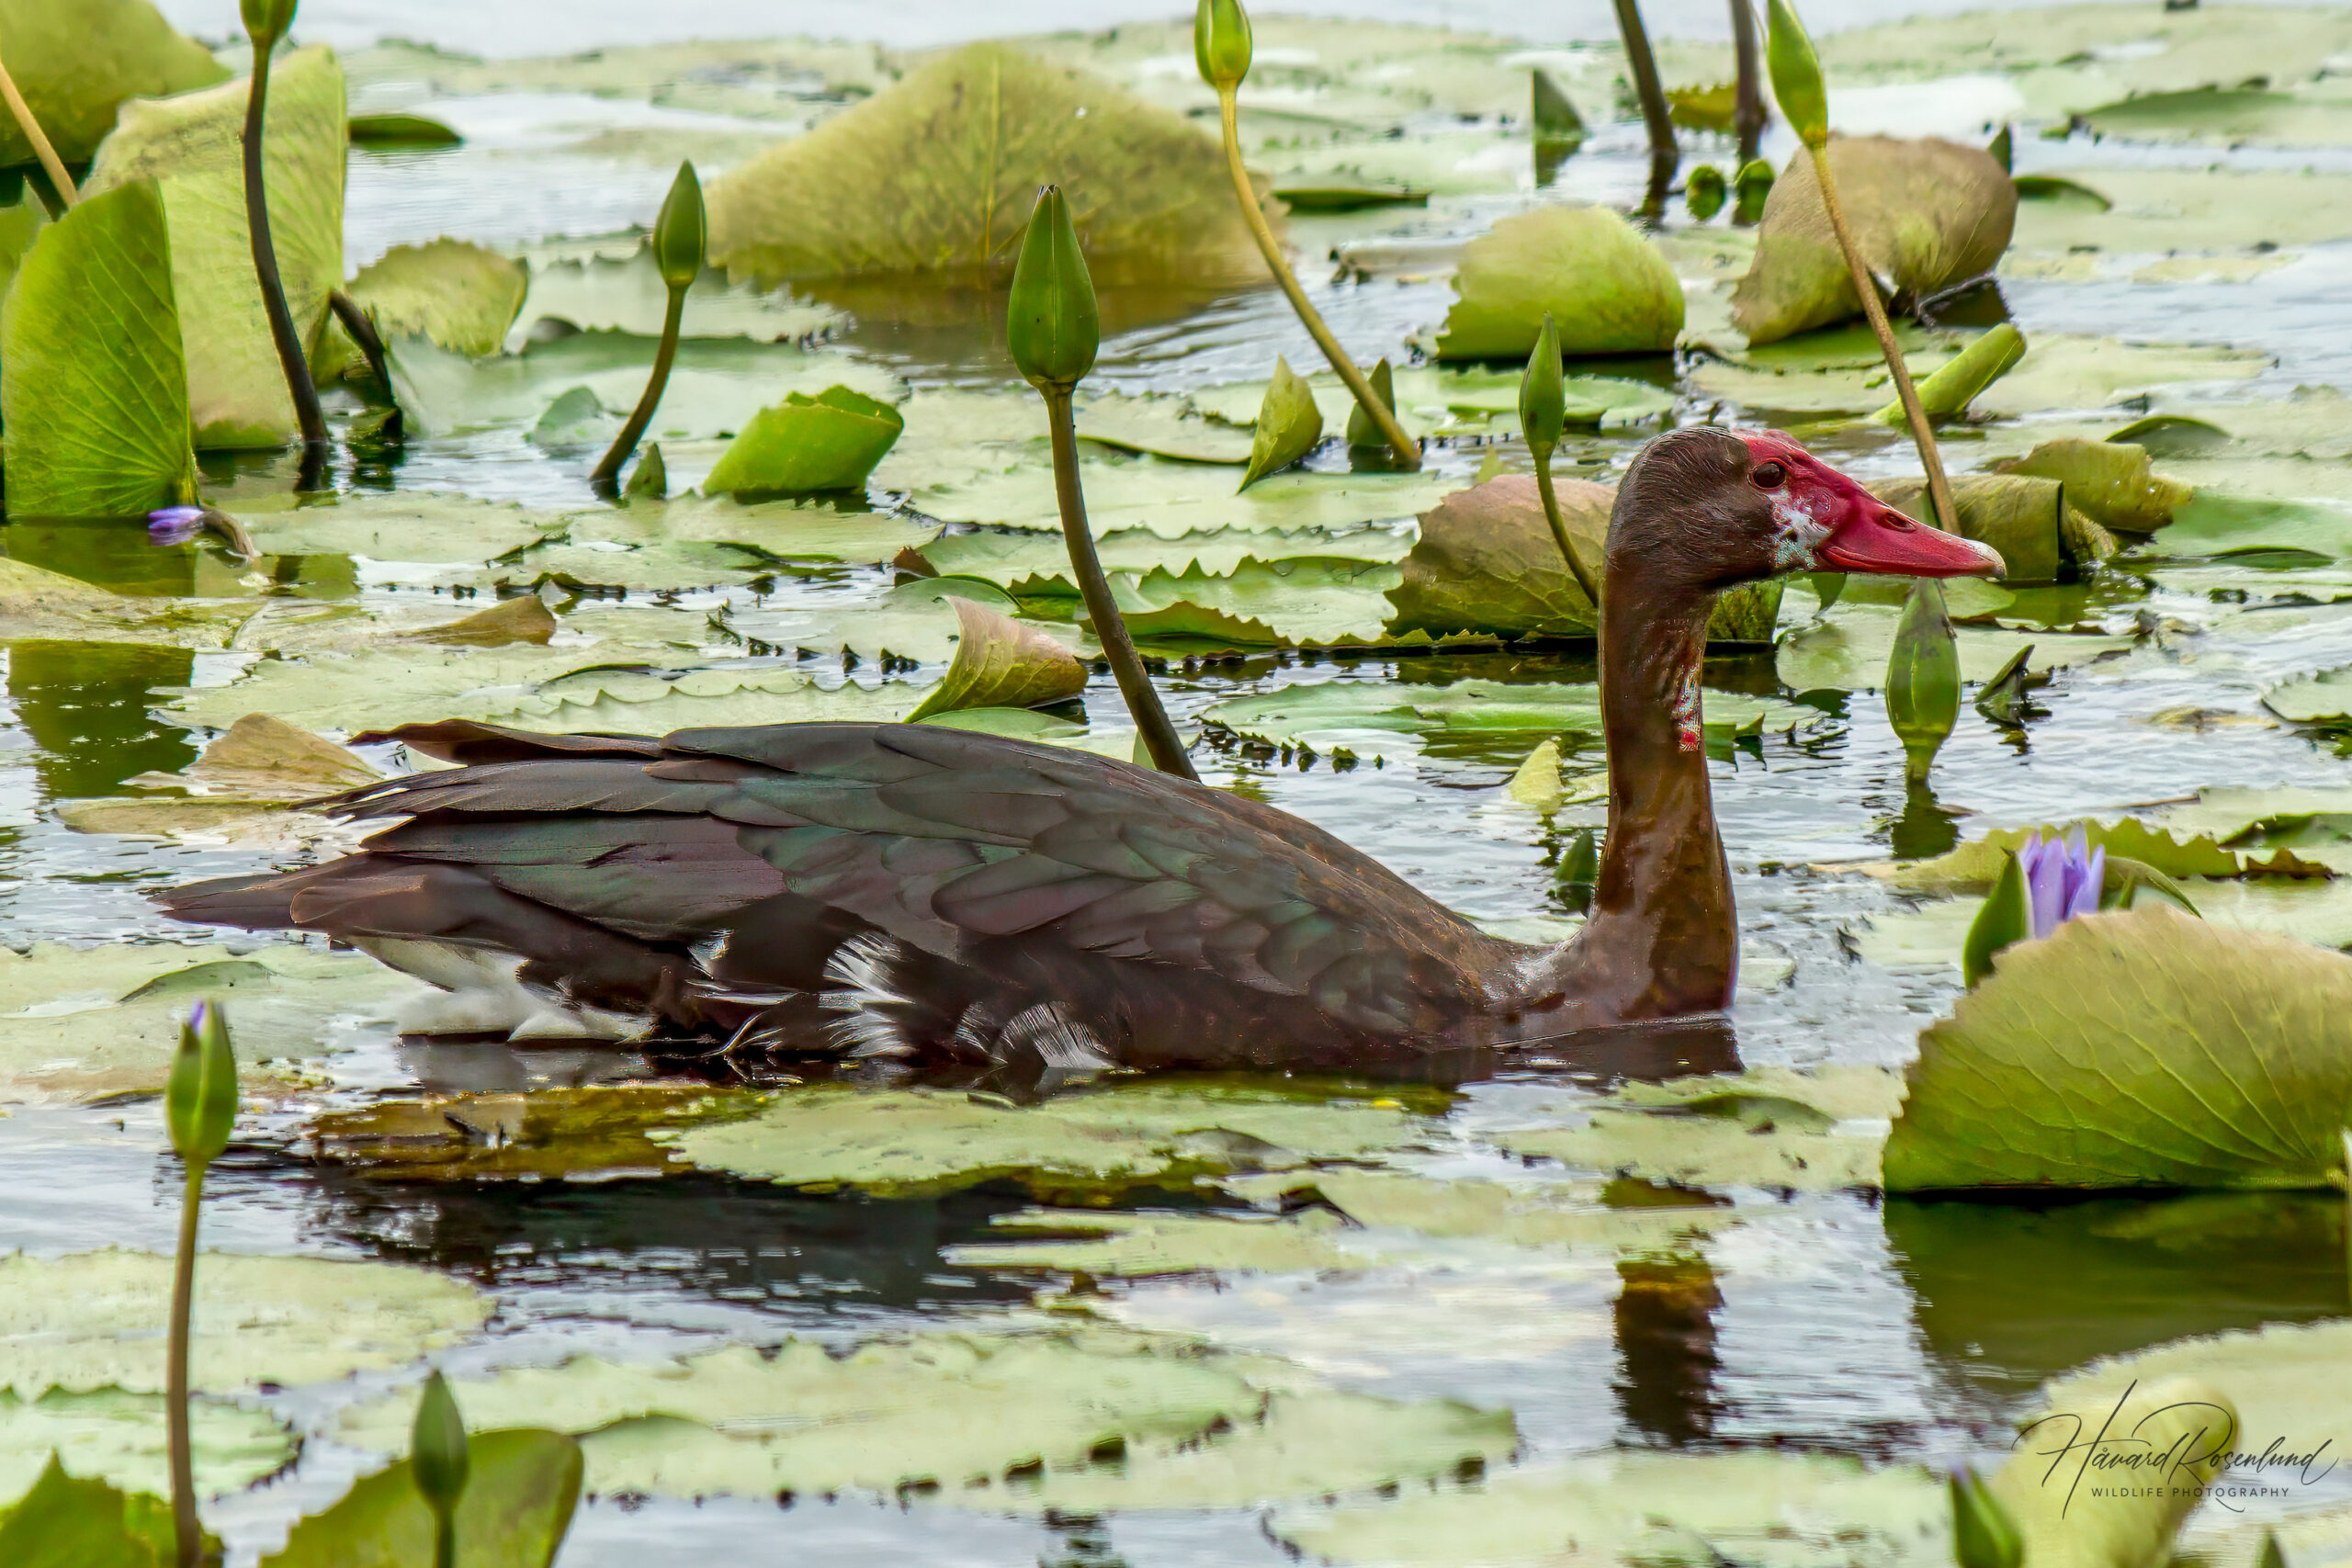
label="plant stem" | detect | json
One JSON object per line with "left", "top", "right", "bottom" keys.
{"left": 167, "top": 1162, "right": 207, "bottom": 1568}
{"left": 1729, "top": 0, "right": 1766, "bottom": 167}
{"left": 1532, "top": 450, "right": 1604, "bottom": 615}
{"left": 1216, "top": 85, "right": 1418, "bottom": 470}
{"left": 1611, "top": 0, "right": 1679, "bottom": 221}
{"left": 0, "top": 50, "right": 74, "bottom": 208}
{"left": 434, "top": 1510, "right": 457, "bottom": 1568}
{"left": 1807, "top": 143, "right": 1961, "bottom": 535}
{"left": 592, "top": 284, "right": 684, "bottom": 495}
{"left": 243, "top": 33, "right": 329, "bottom": 476}
{"left": 1046, "top": 389, "right": 1198, "bottom": 780}
{"left": 327, "top": 289, "right": 400, "bottom": 430}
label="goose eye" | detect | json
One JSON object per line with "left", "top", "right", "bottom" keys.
{"left": 1751, "top": 460, "right": 1788, "bottom": 489}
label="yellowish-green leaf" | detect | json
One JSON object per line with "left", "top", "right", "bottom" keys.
{"left": 1435, "top": 206, "right": 1684, "bottom": 361}
{"left": 1238, "top": 357, "right": 1325, "bottom": 491}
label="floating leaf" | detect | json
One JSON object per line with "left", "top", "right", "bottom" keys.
{"left": 85, "top": 45, "right": 347, "bottom": 449}
{"left": 1871, "top": 474, "right": 2080, "bottom": 584}
{"left": 1777, "top": 601, "right": 2125, "bottom": 693}
{"left": 1994, "top": 438, "right": 2191, "bottom": 533}
{"left": 1883, "top": 818, "right": 2333, "bottom": 893}
{"left": 0, "top": 1250, "right": 487, "bottom": 1397}
{"left": 1667, "top": 81, "right": 1738, "bottom": 135}
{"left": 1434, "top": 206, "right": 1684, "bottom": 361}
{"left": 1108, "top": 557, "right": 1400, "bottom": 649}
{"left": 2263, "top": 665, "right": 2352, "bottom": 725}
{"left": 0, "top": 1458, "right": 166, "bottom": 1568}
{"left": 1238, "top": 357, "right": 1325, "bottom": 491}
{"left": 0, "top": 0, "right": 227, "bottom": 166}
{"left": 1074, "top": 391, "right": 1253, "bottom": 464}
{"left": 703, "top": 385, "right": 906, "bottom": 497}
{"left": 132, "top": 711, "right": 379, "bottom": 799}
{"left": 262, "top": 1430, "right": 582, "bottom": 1568}
{"left": 1883, "top": 906, "right": 2352, "bottom": 1192}
{"left": 1271, "top": 181, "right": 1430, "bottom": 213}
{"left": 1387, "top": 475, "right": 1603, "bottom": 638}
{"left": 345, "top": 239, "right": 527, "bottom": 357}
{"left": 657, "top": 1078, "right": 1437, "bottom": 1199}
{"left": 1732, "top": 136, "right": 2016, "bottom": 345}
{"left": 345, "top": 110, "right": 461, "bottom": 146}
{"left": 0, "top": 180, "right": 193, "bottom": 516}
{"left": 510, "top": 249, "right": 839, "bottom": 349}
{"left": 706, "top": 43, "right": 1264, "bottom": 288}
{"left": 903, "top": 595, "right": 1088, "bottom": 720}
{"left": 0, "top": 1389, "right": 292, "bottom": 1505}
{"left": 309, "top": 1085, "right": 772, "bottom": 1182}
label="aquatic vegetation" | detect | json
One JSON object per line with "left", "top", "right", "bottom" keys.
{"left": 1884, "top": 578, "right": 1960, "bottom": 782}
{"left": 1435, "top": 206, "right": 1684, "bottom": 360}
{"left": 591, "top": 160, "right": 702, "bottom": 492}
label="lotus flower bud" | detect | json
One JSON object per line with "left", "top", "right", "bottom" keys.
{"left": 410, "top": 1371, "right": 470, "bottom": 1514}
{"left": 2259, "top": 1529, "right": 2287, "bottom": 1568}
{"left": 1949, "top": 1467, "right": 2023, "bottom": 1568}
{"left": 241, "top": 0, "right": 298, "bottom": 39}
{"left": 1007, "top": 186, "right": 1100, "bottom": 396}
{"left": 147, "top": 507, "right": 208, "bottom": 547}
{"left": 651, "top": 163, "right": 706, "bottom": 292}
{"left": 1685, "top": 164, "right": 1726, "bottom": 222}
{"left": 165, "top": 1001, "right": 237, "bottom": 1168}
{"left": 1962, "top": 848, "right": 2032, "bottom": 987}
{"left": 1885, "top": 578, "right": 1961, "bottom": 782}
{"left": 1194, "top": 0, "right": 1254, "bottom": 90}
{"left": 1519, "top": 313, "right": 1566, "bottom": 466}
{"left": 1555, "top": 827, "right": 1598, "bottom": 915}
{"left": 1766, "top": 0, "right": 1830, "bottom": 149}
{"left": 1734, "top": 158, "right": 1775, "bottom": 224}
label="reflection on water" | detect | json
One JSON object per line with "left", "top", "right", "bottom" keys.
{"left": 1614, "top": 1255, "right": 1724, "bottom": 1447}
{"left": 5, "top": 641, "right": 197, "bottom": 802}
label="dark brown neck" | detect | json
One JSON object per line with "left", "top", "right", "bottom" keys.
{"left": 1548, "top": 562, "right": 1737, "bottom": 1021}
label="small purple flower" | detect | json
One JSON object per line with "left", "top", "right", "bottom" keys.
{"left": 2017, "top": 827, "right": 2105, "bottom": 939}
{"left": 148, "top": 506, "right": 207, "bottom": 547}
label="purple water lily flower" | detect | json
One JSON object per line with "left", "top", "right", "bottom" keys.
{"left": 147, "top": 506, "right": 208, "bottom": 547}
{"left": 2017, "top": 827, "right": 2104, "bottom": 939}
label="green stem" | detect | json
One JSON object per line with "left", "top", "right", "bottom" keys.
{"left": 1807, "top": 143, "right": 1961, "bottom": 536}
{"left": 327, "top": 289, "right": 401, "bottom": 429}
{"left": 1729, "top": 0, "right": 1766, "bottom": 167}
{"left": 167, "top": 1162, "right": 207, "bottom": 1568}
{"left": 1611, "top": 0, "right": 1679, "bottom": 221}
{"left": 591, "top": 284, "right": 684, "bottom": 494}
{"left": 1046, "top": 389, "right": 1198, "bottom": 780}
{"left": 242, "top": 34, "right": 328, "bottom": 473}
{"left": 1216, "top": 86, "right": 1419, "bottom": 470}
{"left": 433, "top": 1508, "right": 456, "bottom": 1568}
{"left": 1532, "top": 449, "right": 1604, "bottom": 615}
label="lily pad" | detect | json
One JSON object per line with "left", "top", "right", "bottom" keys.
{"left": 0, "top": 180, "right": 193, "bottom": 517}
{"left": 0, "top": 1250, "right": 488, "bottom": 1397}
{"left": 230, "top": 491, "right": 568, "bottom": 568}
{"left": 2264, "top": 665, "right": 2352, "bottom": 725}
{"left": 85, "top": 46, "right": 347, "bottom": 450}
{"left": 508, "top": 249, "right": 840, "bottom": 350}
{"left": 1871, "top": 473, "right": 2079, "bottom": 584}
{"left": 1883, "top": 906, "right": 2352, "bottom": 1192}
{"left": 346, "top": 239, "right": 527, "bottom": 357}
{"left": 703, "top": 386, "right": 906, "bottom": 498}
{"left": 1732, "top": 137, "right": 2016, "bottom": 345}
{"left": 1776, "top": 604, "right": 2127, "bottom": 694}
{"left": 0, "top": 0, "right": 227, "bottom": 166}
{"left": 1882, "top": 818, "right": 2332, "bottom": 893}
{"left": 1385, "top": 475, "right": 1601, "bottom": 640}
{"left": 1994, "top": 438, "right": 2190, "bottom": 533}
{"left": 345, "top": 111, "right": 461, "bottom": 147}
{"left": 1109, "top": 557, "right": 1402, "bottom": 649}
{"left": 656, "top": 1078, "right": 1439, "bottom": 1199}
{"left": 707, "top": 42, "right": 1263, "bottom": 289}
{"left": 1434, "top": 205, "right": 1684, "bottom": 361}
{"left": 308, "top": 1084, "right": 773, "bottom": 1181}
{"left": 1071, "top": 391, "right": 1254, "bottom": 465}
{"left": 1855, "top": 877, "right": 2352, "bottom": 975}
{"left": 907, "top": 451, "right": 1462, "bottom": 540}
{"left": 1239, "top": 358, "right": 1325, "bottom": 491}
{"left": 0, "top": 1389, "right": 292, "bottom": 1505}
{"left": 0, "top": 1460, "right": 173, "bottom": 1568}
{"left": 919, "top": 525, "right": 1412, "bottom": 595}
{"left": 262, "top": 1429, "right": 582, "bottom": 1568}
{"left": 903, "top": 595, "right": 1088, "bottom": 719}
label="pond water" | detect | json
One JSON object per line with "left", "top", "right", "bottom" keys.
{"left": 9, "top": 4, "right": 2352, "bottom": 1566}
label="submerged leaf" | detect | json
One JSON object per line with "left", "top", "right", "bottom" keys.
{"left": 1883, "top": 906, "right": 2352, "bottom": 1192}
{"left": 262, "top": 1430, "right": 581, "bottom": 1568}
{"left": 1239, "top": 357, "right": 1325, "bottom": 491}
{"left": 0, "top": 180, "right": 193, "bottom": 516}
{"left": 1435, "top": 206, "right": 1684, "bottom": 361}
{"left": 903, "top": 595, "right": 1088, "bottom": 720}
{"left": 309, "top": 1085, "right": 772, "bottom": 1181}
{"left": 706, "top": 43, "right": 1265, "bottom": 288}
{"left": 345, "top": 239, "right": 527, "bottom": 357}
{"left": 1732, "top": 136, "right": 2016, "bottom": 345}
{"left": 702, "top": 385, "right": 907, "bottom": 497}
{"left": 85, "top": 45, "right": 347, "bottom": 449}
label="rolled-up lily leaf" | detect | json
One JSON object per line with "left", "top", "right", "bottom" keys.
{"left": 1961, "top": 850, "right": 2032, "bottom": 987}
{"left": 1344, "top": 358, "right": 1396, "bottom": 450}
{"left": 1239, "top": 356, "right": 1324, "bottom": 490}
{"left": 1950, "top": 1468, "right": 2023, "bottom": 1568}
{"left": 1868, "top": 323, "right": 2025, "bottom": 426}
{"left": 1686, "top": 164, "right": 1726, "bottom": 222}
{"left": 1734, "top": 158, "right": 1774, "bottom": 225}
{"left": 1885, "top": 577, "right": 1960, "bottom": 782}
{"left": 904, "top": 596, "right": 1086, "bottom": 722}
{"left": 702, "top": 386, "right": 904, "bottom": 498}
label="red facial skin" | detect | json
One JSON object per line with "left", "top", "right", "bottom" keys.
{"left": 1740, "top": 434, "right": 2007, "bottom": 579}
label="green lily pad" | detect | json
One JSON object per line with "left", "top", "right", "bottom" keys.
{"left": 703, "top": 386, "right": 906, "bottom": 498}
{"left": 1490, "top": 1066, "right": 1905, "bottom": 1193}
{"left": 1239, "top": 358, "right": 1325, "bottom": 491}
{"left": 262, "top": 1430, "right": 581, "bottom": 1568}
{"left": 85, "top": 45, "right": 346, "bottom": 450}
{"left": 1271, "top": 181, "right": 1430, "bottom": 213}
{"left": 2081, "top": 85, "right": 2352, "bottom": 148}
{"left": 0, "top": 941, "right": 429, "bottom": 1105}
{"left": 906, "top": 450, "right": 1462, "bottom": 540}
{"left": 1776, "top": 604, "right": 2128, "bottom": 694}
{"left": 0, "top": 180, "right": 193, "bottom": 517}
{"left": 1882, "top": 818, "right": 2333, "bottom": 893}
{"left": 0, "top": 1390, "right": 291, "bottom": 1506}
{"left": 1070, "top": 391, "right": 1255, "bottom": 465}
{"left": 920, "top": 524, "right": 1411, "bottom": 595}
{"left": 707, "top": 42, "right": 1263, "bottom": 289}
{"left": 1109, "top": 557, "right": 1402, "bottom": 649}
{"left": 2009, "top": 166, "right": 2352, "bottom": 255}
{"left": 1387, "top": 474, "right": 1600, "bottom": 640}
{"left": 1733, "top": 136, "right": 2015, "bottom": 345}
{"left": 1883, "top": 906, "right": 2352, "bottom": 1192}
{"left": 1993, "top": 438, "right": 2191, "bottom": 533}
{"left": 656, "top": 1077, "right": 1440, "bottom": 1199}
{"left": 1434, "top": 205, "right": 1684, "bottom": 361}
{"left": 0, "top": 0, "right": 226, "bottom": 167}
{"left": 2264, "top": 665, "right": 2352, "bottom": 724}
{"left": 509, "top": 250, "right": 840, "bottom": 349}
{"left": 0, "top": 1250, "right": 488, "bottom": 1397}
{"left": 0, "top": 1459, "right": 172, "bottom": 1568}
{"left": 308, "top": 1084, "right": 773, "bottom": 1181}
{"left": 1872, "top": 473, "right": 2086, "bottom": 584}
{"left": 903, "top": 594, "right": 1087, "bottom": 719}
{"left": 346, "top": 239, "right": 527, "bottom": 357}
{"left": 1855, "top": 877, "right": 2352, "bottom": 976}
{"left": 229, "top": 491, "right": 569, "bottom": 567}
{"left": 345, "top": 110, "right": 461, "bottom": 147}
